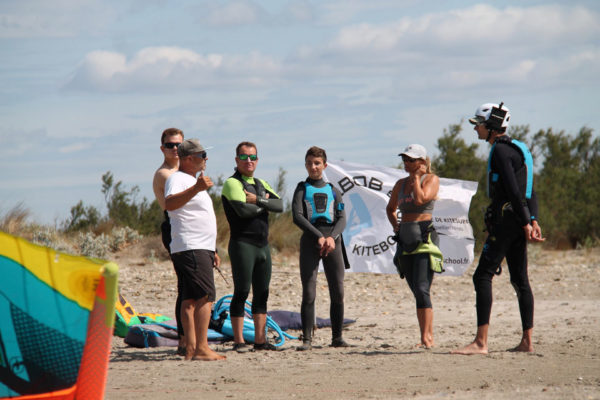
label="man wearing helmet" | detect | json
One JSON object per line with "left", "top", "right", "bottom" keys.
{"left": 452, "top": 102, "right": 544, "bottom": 355}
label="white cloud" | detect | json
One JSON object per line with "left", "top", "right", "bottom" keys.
{"left": 280, "top": 3, "right": 600, "bottom": 95}
{"left": 533, "top": 48, "right": 600, "bottom": 85}
{"left": 333, "top": 21, "right": 410, "bottom": 51}
{"left": 329, "top": 4, "right": 600, "bottom": 53}
{"left": 65, "top": 47, "right": 281, "bottom": 92}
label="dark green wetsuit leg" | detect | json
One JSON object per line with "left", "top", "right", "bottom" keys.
{"left": 229, "top": 239, "right": 272, "bottom": 317}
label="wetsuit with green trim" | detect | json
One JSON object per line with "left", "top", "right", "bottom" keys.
{"left": 292, "top": 178, "right": 347, "bottom": 343}
{"left": 221, "top": 170, "right": 283, "bottom": 318}
{"left": 475, "top": 135, "right": 539, "bottom": 331}
{"left": 395, "top": 175, "right": 438, "bottom": 309}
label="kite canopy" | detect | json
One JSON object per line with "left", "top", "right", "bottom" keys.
{"left": 0, "top": 231, "right": 118, "bottom": 400}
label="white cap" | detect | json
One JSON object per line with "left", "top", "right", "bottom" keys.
{"left": 399, "top": 144, "right": 427, "bottom": 160}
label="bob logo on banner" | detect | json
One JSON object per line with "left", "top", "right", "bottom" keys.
{"left": 324, "top": 161, "right": 478, "bottom": 276}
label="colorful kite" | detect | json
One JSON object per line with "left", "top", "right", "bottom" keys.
{"left": 0, "top": 231, "right": 118, "bottom": 399}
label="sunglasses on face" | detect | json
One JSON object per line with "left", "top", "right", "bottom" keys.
{"left": 192, "top": 151, "right": 207, "bottom": 159}
{"left": 402, "top": 156, "right": 418, "bottom": 163}
{"left": 163, "top": 142, "right": 181, "bottom": 149}
{"left": 238, "top": 154, "right": 258, "bottom": 161}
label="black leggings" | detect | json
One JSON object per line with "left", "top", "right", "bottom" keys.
{"left": 299, "top": 234, "right": 345, "bottom": 340}
{"left": 229, "top": 240, "right": 272, "bottom": 317}
{"left": 473, "top": 214, "right": 534, "bottom": 330}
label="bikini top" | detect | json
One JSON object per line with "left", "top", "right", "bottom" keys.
{"left": 397, "top": 174, "right": 435, "bottom": 214}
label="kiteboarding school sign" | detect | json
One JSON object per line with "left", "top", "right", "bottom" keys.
{"left": 324, "top": 161, "right": 478, "bottom": 276}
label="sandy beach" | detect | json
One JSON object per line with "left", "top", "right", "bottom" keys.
{"left": 105, "top": 243, "right": 600, "bottom": 399}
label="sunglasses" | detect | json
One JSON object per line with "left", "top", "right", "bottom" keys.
{"left": 163, "top": 142, "right": 181, "bottom": 149}
{"left": 402, "top": 156, "right": 418, "bottom": 163}
{"left": 238, "top": 154, "right": 258, "bottom": 161}
{"left": 192, "top": 151, "right": 207, "bottom": 159}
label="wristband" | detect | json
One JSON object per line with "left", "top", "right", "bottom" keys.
{"left": 257, "top": 196, "right": 268, "bottom": 207}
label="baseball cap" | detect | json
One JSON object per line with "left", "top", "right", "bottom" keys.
{"left": 178, "top": 139, "right": 207, "bottom": 157}
{"left": 398, "top": 144, "right": 427, "bottom": 160}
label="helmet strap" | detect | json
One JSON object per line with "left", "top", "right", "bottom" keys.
{"left": 486, "top": 127, "right": 492, "bottom": 142}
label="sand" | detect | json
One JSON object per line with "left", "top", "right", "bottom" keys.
{"left": 106, "top": 244, "right": 600, "bottom": 399}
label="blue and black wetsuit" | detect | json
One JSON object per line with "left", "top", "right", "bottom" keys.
{"left": 292, "top": 178, "right": 347, "bottom": 342}
{"left": 475, "top": 135, "right": 539, "bottom": 331}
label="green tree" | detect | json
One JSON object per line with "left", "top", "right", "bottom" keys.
{"left": 64, "top": 200, "right": 101, "bottom": 232}
{"left": 101, "top": 172, "right": 142, "bottom": 229}
{"left": 65, "top": 172, "right": 163, "bottom": 235}
{"left": 535, "top": 127, "right": 600, "bottom": 247}
{"left": 101, "top": 172, "right": 164, "bottom": 235}
{"left": 135, "top": 198, "right": 164, "bottom": 235}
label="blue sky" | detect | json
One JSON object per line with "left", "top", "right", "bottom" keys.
{"left": 1, "top": 0, "right": 599, "bottom": 225}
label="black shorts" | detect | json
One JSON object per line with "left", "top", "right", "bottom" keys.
{"left": 161, "top": 211, "right": 171, "bottom": 253}
{"left": 170, "top": 249, "right": 216, "bottom": 302}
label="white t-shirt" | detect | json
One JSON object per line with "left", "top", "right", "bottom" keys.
{"left": 165, "top": 171, "right": 217, "bottom": 254}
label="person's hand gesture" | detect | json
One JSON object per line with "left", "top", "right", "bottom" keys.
{"left": 195, "top": 172, "right": 213, "bottom": 192}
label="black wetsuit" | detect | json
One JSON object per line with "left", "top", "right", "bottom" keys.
{"left": 292, "top": 178, "right": 347, "bottom": 342}
{"left": 474, "top": 136, "right": 539, "bottom": 330}
{"left": 221, "top": 170, "right": 283, "bottom": 317}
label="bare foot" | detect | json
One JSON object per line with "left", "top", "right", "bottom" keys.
{"left": 191, "top": 353, "right": 226, "bottom": 361}
{"left": 451, "top": 341, "right": 488, "bottom": 355}
{"left": 191, "top": 347, "right": 226, "bottom": 361}
{"left": 509, "top": 341, "right": 534, "bottom": 353}
{"left": 415, "top": 342, "right": 434, "bottom": 349}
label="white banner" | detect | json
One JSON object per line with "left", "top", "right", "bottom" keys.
{"left": 324, "top": 161, "right": 478, "bottom": 276}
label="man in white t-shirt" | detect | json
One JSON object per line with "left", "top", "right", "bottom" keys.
{"left": 165, "top": 139, "right": 226, "bottom": 361}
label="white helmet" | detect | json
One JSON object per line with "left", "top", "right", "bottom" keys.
{"left": 469, "top": 102, "right": 511, "bottom": 131}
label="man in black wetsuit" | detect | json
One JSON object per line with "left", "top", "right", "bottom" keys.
{"left": 221, "top": 141, "right": 284, "bottom": 352}
{"left": 453, "top": 103, "right": 544, "bottom": 355}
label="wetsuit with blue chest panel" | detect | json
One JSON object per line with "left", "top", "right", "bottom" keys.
{"left": 292, "top": 177, "right": 347, "bottom": 344}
